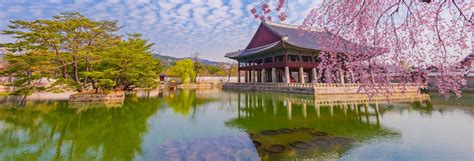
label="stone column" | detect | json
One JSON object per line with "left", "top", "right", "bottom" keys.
{"left": 244, "top": 70, "right": 248, "bottom": 83}
{"left": 237, "top": 69, "right": 241, "bottom": 83}
{"left": 272, "top": 99, "right": 277, "bottom": 115}
{"left": 250, "top": 70, "right": 255, "bottom": 83}
{"left": 246, "top": 70, "right": 249, "bottom": 83}
{"left": 350, "top": 71, "right": 355, "bottom": 83}
{"left": 253, "top": 70, "right": 257, "bottom": 83}
{"left": 262, "top": 69, "right": 266, "bottom": 83}
{"left": 314, "top": 103, "right": 320, "bottom": 118}
{"left": 339, "top": 67, "right": 345, "bottom": 84}
{"left": 285, "top": 66, "right": 290, "bottom": 83}
{"left": 287, "top": 100, "right": 292, "bottom": 120}
{"left": 271, "top": 68, "right": 277, "bottom": 83}
{"left": 312, "top": 67, "right": 318, "bottom": 83}
{"left": 299, "top": 67, "right": 305, "bottom": 83}
{"left": 237, "top": 93, "right": 241, "bottom": 118}
{"left": 330, "top": 105, "right": 334, "bottom": 116}
{"left": 303, "top": 103, "right": 307, "bottom": 118}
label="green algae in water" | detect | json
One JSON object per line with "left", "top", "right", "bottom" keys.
{"left": 250, "top": 127, "right": 356, "bottom": 160}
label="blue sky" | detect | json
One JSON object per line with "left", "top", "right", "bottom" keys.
{"left": 0, "top": 0, "right": 320, "bottom": 61}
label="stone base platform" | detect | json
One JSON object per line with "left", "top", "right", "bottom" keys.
{"left": 69, "top": 91, "right": 125, "bottom": 102}
{"left": 223, "top": 83, "right": 426, "bottom": 95}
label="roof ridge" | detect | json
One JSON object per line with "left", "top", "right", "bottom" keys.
{"left": 264, "top": 20, "right": 322, "bottom": 32}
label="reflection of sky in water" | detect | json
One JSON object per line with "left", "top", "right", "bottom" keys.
{"left": 0, "top": 90, "right": 472, "bottom": 161}
{"left": 140, "top": 103, "right": 243, "bottom": 160}
{"left": 342, "top": 109, "right": 473, "bottom": 161}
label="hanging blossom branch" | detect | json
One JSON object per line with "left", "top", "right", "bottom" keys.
{"left": 251, "top": 0, "right": 288, "bottom": 21}
{"left": 251, "top": 0, "right": 473, "bottom": 99}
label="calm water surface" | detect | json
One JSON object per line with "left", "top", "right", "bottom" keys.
{"left": 0, "top": 90, "right": 472, "bottom": 161}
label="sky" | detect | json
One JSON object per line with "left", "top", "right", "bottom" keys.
{"left": 0, "top": 0, "right": 320, "bottom": 62}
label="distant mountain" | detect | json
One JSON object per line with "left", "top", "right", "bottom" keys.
{"left": 153, "top": 54, "right": 179, "bottom": 64}
{"left": 153, "top": 54, "right": 221, "bottom": 65}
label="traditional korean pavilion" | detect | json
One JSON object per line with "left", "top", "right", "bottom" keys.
{"left": 225, "top": 21, "right": 380, "bottom": 84}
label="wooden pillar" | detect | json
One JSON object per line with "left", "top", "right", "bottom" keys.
{"left": 271, "top": 68, "right": 277, "bottom": 83}
{"left": 262, "top": 69, "right": 266, "bottom": 83}
{"left": 299, "top": 67, "right": 304, "bottom": 83}
{"left": 312, "top": 67, "right": 318, "bottom": 83}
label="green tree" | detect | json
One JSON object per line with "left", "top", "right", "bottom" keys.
{"left": 206, "top": 65, "right": 222, "bottom": 75}
{"left": 194, "top": 62, "right": 207, "bottom": 76}
{"left": 1, "top": 50, "right": 56, "bottom": 95}
{"left": 169, "top": 59, "right": 195, "bottom": 84}
{"left": 1, "top": 12, "right": 119, "bottom": 92}
{"left": 84, "top": 34, "right": 161, "bottom": 92}
{"left": 1, "top": 13, "right": 166, "bottom": 94}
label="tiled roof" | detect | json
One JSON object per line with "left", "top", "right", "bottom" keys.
{"left": 225, "top": 41, "right": 281, "bottom": 59}
{"left": 226, "top": 21, "right": 384, "bottom": 59}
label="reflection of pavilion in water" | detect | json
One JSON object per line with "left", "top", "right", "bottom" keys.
{"left": 226, "top": 92, "right": 430, "bottom": 160}
{"left": 236, "top": 92, "right": 430, "bottom": 122}
{"left": 230, "top": 92, "right": 431, "bottom": 135}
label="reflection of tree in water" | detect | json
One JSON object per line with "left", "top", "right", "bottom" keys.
{"left": 409, "top": 100, "right": 434, "bottom": 115}
{"left": 424, "top": 93, "right": 474, "bottom": 116}
{"left": 0, "top": 98, "right": 162, "bottom": 161}
{"left": 162, "top": 90, "right": 216, "bottom": 117}
{"left": 225, "top": 92, "right": 403, "bottom": 159}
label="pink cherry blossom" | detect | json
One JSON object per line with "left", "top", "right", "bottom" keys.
{"left": 250, "top": 0, "right": 473, "bottom": 99}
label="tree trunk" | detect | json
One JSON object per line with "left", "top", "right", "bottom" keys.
{"left": 123, "top": 82, "right": 133, "bottom": 91}
{"left": 27, "top": 71, "right": 32, "bottom": 86}
{"left": 72, "top": 54, "right": 81, "bottom": 90}
{"left": 53, "top": 45, "right": 69, "bottom": 79}
{"left": 84, "top": 51, "right": 91, "bottom": 86}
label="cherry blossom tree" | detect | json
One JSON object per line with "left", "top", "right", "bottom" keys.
{"left": 251, "top": 0, "right": 473, "bottom": 98}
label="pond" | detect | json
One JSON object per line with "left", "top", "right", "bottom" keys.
{"left": 0, "top": 89, "right": 472, "bottom": 161}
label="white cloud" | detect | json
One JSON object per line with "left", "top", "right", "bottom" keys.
{"left": 6, "top": 6, "right": 24, "bottom": 13}
{"left": 47, "top": 0, "right": 62, "bottom": 3}
{"left": 106, "top": 0, "right": 121, "bottom": 4}
{"left": 0, "top": 0, "right": 324, "bottom": 61}
{"left": 207, "top": 0, "right": 223, "bottom": 8}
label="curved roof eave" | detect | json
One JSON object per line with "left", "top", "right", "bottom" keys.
{"left": 226, "top": 41, "right": 283, "bottom": 60}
